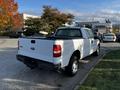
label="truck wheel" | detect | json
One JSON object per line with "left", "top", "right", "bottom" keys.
{"left": 93, "top": 45, "right": 100, "bottom": 56}
{"left": 24, "top": 60, "right": 38, "bottom": 69}
{"left": 65, "top": 55, "right": 79, "bottom": 76}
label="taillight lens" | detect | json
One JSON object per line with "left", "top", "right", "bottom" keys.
{"left": 53, "top": 45, "right": 61, "bottom": 57}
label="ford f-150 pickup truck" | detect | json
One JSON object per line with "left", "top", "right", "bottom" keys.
{"left": 17, "top": 27, "right": 100, "bottom": 76}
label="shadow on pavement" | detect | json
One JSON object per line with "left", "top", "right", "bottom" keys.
{"left": 0, "top": 47, "right": 69, "bottom": 90}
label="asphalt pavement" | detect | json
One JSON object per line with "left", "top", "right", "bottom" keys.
{"left": 0, "top": 39, "right": 120, "bottom": 90}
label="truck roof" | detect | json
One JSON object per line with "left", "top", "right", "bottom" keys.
{"left": 58, "top": 27, "right": 81, "bottom": 29}
{"left": 57, "top": 27, "right": 90, "bottom": 30}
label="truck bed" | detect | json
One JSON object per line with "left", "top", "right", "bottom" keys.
{"left": 18, "top": 37, "right": 83, "bottom": 66}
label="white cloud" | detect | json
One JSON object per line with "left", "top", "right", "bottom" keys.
{"left": 63, "top": 0, "right": 120, "bottom": 23}
{"left": 64, "top": 9, "right": 120, "bottom": 23}
{"left": 63, "top": 9, "right": 84, "bottom": 17}
{"left": 108, "top": 0, "right": 120, "bottom": 9}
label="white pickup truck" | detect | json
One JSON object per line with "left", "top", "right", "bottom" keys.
{"left": 17, "top": 27, "right": 100, "bottom": 76}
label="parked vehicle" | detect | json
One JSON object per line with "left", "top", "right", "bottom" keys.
{"left": 16, "top": 27, "right": 100, "bottom": 76}
{"left": 9, "top": 31, "right": 23, "bottom": 38}
{"left": 103, "top": 33, "right": 116, "bottom": 42}
{"left": 116, "top": 33, "right": 120, "bottom": 42}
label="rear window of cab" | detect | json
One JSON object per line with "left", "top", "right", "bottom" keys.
{"left": 55, "top": 28, "right": 82, "bottom": 38}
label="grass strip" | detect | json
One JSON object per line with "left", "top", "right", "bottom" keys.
{"left": 78, "top": 50, "right": 120, "bottom": 90}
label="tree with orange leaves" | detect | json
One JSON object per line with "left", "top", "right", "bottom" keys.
{"left": 0, "top": 0, "right": 22, "bottom": 31}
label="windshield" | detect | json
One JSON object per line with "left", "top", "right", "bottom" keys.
{"left": 55, "top": 28, "right": 82, "bottom": 38}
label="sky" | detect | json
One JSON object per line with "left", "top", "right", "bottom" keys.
{"left": 16, "top": 0, "right": 120, "bottom": 23}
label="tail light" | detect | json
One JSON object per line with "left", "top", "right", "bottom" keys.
{"left": 53, "top": 45, "right": 61, "bottom": 58}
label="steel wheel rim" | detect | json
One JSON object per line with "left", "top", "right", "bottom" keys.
{"left": 72, "top": 61, "right": 78, "bottom": 73}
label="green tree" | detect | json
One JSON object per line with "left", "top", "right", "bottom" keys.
{"left": 24, "top": 17, "right": 51, "bottom": 36}
{"left": 41, "top": 5, "right": 74, "bottom": 32}
{"left": 24, "top": 5, "right": 74, "bottom": 35}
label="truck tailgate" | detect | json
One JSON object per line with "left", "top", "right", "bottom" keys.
{"left": 18, "top": 38, "right": 54, "bottom": 63}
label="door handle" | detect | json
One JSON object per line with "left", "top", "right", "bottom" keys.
{"left": 31, "top": 40, "right": 35, "bottom": 44}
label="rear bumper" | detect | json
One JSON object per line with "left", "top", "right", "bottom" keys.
{"left": 16, "top": 55, "right": 61, "bottom": 69}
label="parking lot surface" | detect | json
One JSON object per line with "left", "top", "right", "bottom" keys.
{"left": 0, "top": 39, "right": 120, "bottom": 90}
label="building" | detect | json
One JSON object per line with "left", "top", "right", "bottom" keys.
{"left": 22, "top": 13, "right": 40, "bottom": 20}
{"left": 75, "top": 21, "right": 113, "bottom": 34}
{"left": 75, "top": 21, "right": 99, "bottom": 28}
{"left": 92, "top": 23, "right": 112, "bottom": 34}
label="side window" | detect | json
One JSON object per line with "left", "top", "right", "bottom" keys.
{"left": 85, "top": 29, "right": 94, "bottom": 38}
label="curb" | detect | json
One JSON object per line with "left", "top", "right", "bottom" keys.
{"left": 74, "top": 52, "right": 107, "bottom": 90}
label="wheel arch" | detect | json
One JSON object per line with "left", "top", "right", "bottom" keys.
{"left": 65, "top": 50, "right": 81, "bottom": 76}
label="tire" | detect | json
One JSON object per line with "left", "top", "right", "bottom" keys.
{"left": 65, "top": 55, "right": 79, "bottom": 76}
{"left": 93, "top": 45, "right": 100, "bottom": 56}
{"left": 24, "top": 59, "right": 38, "bottom": 69}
